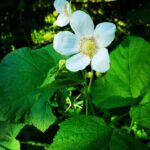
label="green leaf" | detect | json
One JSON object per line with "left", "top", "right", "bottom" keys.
{"left": 50, "top": 70, "right": 84, "bottom": 87}
{"left": 49, "top": 115, "right": 112, "bottom": 150}
{"left": 99, "top": 97, "right": 139, "bottom": 109}
{"left": 49, "top": 115, "right": 147, "bottom": 150}
{"left": 110, "top": 129, "right": 147, "bottom": 150}
{"left": 0, "top": 139, "right": 20, "bottom": 150}
{"left": 41, "top": 68, "right": 84, "bottom": 88}
{"left": 0, "top": 44, "right": 64, "bottom": 132}
{"left": 0, "top": 121, "right": 24, "bottom": 150}
{"left": 92, "top": 36, "right": 150, "bottom": 109}
{"left": 130, "top": 92, "right": 150, "bottom": 128}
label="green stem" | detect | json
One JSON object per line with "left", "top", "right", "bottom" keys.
{"left": 85, "top": 92, "right": 88, "bottom": 115}
{"left": 110, "top": 112, "right": 129, "bottom": 126}
{"left": 20, "top": 141, "right": 49, "bottom": 148}
{"left": 83, "top": 70, "right": 95, "bottom": 115}
{"left": 88, "top": 71, "right": 95, "bottom": 115}
{"left": 87, "top": 71, "right": 94, "bottom": 93}
{"left": 128, "top": 120, "right": 134, "bottom": 134}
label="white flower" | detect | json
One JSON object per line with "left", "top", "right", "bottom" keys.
{"left": 54, "top": 10, "right": 116, "bottom": 72}
{"left": 54, "top": 0, "right": 72, "bottom": 27}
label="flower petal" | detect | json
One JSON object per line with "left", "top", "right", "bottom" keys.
{"left": 54, "top": 31, "right": 79, "bottom": 56}
{"left": 66, "top": 1, "right": 72, "bottom": 16}
{"left": 91, "top": 48, "right": 110, "bottom": 72}
{"left": 66, "top": 53, "right": 90, "bottom": 72}
{"left": 70, "top": 10, "right": 94, "bottom": 37}
{"left": 56, "top": 13, "right": 70, "bottom": 27}
{"left": 54, "top": 0, "right": 66, "bottom": 13}
{"left": 94, "top": 22, "right": 116, "bottom": 48}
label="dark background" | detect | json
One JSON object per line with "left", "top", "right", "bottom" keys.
{"left": 0, "top": 0, "right": 150, "bottom": 58}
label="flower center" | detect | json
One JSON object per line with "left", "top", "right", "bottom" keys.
{"left": 80, "top": 36, "right": 97, "bottom": 58}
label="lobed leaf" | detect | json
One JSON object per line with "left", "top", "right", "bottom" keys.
{"left": 0, "top": 44, "right": 63, "bottom": 132}
{"left": 92, "top": 36, "right": 150, "bottom": 109}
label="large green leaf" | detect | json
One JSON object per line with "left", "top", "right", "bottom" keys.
{"left": 0, "top": 44, "right": 64, "bottom": 132}
{"left": 49, "top": 115, "right": 147, "bottom": 150}
{"left": 49, "top": 115, "right": 112, "bottom": 150}
{"left": 92, "top": 36, "right": 150, "bottom": 109}
{"left": 0, "top": 121, "right": 24, "bottom": 150}
{"left": 130, "top": 92, "right": 150, "bottom": 128}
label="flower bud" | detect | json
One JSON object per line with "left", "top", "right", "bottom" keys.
{"left": 59, "top": 59, "right": 66, "bottom": 69}
{"left": 86, "top": 71, "right": 93, "bottom": 78}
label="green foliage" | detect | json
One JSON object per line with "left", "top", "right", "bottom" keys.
{"left": 49, "top": 115, "right": 112, "bottom": 150}
{"left": 109, "top": 129, "right": 147, "bottom": 150}
{"left": 0, "top": 122, "right": 24, "bottom": 150}
{"left": 0, "top": 44, "right": 64, "bottom": 132}
{"left": 49, "top": 115, "right": 147, "bottom": 150}
{"left": 92, "top": 36, "right": 150, "bottom": 109}
{"left": 130, "top": 92, "right": 150, "bottom": 128}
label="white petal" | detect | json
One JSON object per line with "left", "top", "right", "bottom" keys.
{"left": 91, "top": 48, "right": 110, "bottom": 72}
{"left": 54, "top": 0, "right": 66, "bottom": 13}
{"left": 56, "top": 13, "right": 70, "bottom": 27}
{"left": 66, "top": 53, "right": 90, "bottom": 72}
{"left": 70, "top": 10, "right": 94, "bottom": 38}
{"left": 94, "top": 22, "right": 116, "bottom": 48}
{"left": 53, "top": 31, "right": 79, "bottom": 56}
{"left": 66, "top": 1, "right": 72, "bottom": 16}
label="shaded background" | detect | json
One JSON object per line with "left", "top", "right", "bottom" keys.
{"left": 0, "top": 0, "right": 150, "bottom": 59}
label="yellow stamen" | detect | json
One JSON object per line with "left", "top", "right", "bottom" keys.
{"left": 80, "top": 36, "right": 97, "bottom": 58}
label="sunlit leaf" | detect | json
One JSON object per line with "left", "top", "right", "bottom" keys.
{"left": 0, "top": 121, "right": 24, "bottom": 150}
{"left": 92, "top": 36, "right": 150, "bottom": 109}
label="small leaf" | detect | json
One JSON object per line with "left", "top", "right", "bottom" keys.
{"left": 50, "top": 70, "right": 84, "bottom": 87}
{"left": 41, "top": 68, "right": 84, "bottom": 88}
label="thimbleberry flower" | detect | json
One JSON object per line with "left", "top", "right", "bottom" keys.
{"left": 54, "top": 0, "right": 72, "bottom": 27}
{"left": 54, "top": 11, "right": 116, "bottom": 72}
